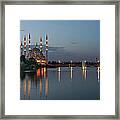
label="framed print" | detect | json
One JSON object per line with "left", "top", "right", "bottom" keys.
{"left": 0, "top": 0, "right": 119, "bottom": 119}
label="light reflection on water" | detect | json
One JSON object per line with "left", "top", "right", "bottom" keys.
{"left": 20, "top": 67, "right": 100, "bottom": 100}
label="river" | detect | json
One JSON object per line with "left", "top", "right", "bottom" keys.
{"left": 20, "top": 67, "right": 100, "bottom": 100}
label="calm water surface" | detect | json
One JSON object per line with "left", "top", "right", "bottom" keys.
{"left": 20, "top": 67, "right": 100, "bottom": 100}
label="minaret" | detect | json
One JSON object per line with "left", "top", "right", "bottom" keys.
{"left": 24, "top": 35, "right": 26, "bottom": 57}
{"left": 34, "top": 33, "right": 37, "bottom": 48}
{"left": 40, "top": 35, "right": 43, "bottom": 53}
{"left": 28, "top": 33, "right": 31, "bottom": 51}
{"left": 20, "top": 40, "right": 23, "bottom": 56}
{"left": 27, "top": 33, "right": 31, "bottom": 58}
{"left": 46, "top": 34, "right": 48, "bottom": 64}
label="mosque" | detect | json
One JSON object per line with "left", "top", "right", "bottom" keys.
{"left": 20, "top": 33, "right": 48, "bottom": 65}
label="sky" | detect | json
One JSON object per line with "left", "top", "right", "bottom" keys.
{"left": 20, "top": 20, "right": 100, "bottom": 62}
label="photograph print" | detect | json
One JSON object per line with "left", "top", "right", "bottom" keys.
{"left": 20, "top": 20, "right": 100, "bottom": 100}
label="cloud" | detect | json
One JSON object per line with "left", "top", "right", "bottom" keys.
{"left": 48, "top": 46, "right": 65, "bottom": 52}
{"left": 71, "top": 42, "right": 77, "bottom": 44}
{"left": 71, "top": 42, "right": 77, "bottom": 45}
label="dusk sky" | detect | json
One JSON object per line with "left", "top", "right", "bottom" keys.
{"left": 20, "top": 20, "right": 100, "bottom": 62}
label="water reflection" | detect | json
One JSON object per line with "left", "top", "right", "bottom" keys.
{"left": 82, "top": 68, "right": 87, "bottom": 80}
{"left": 37, "top": 68, "right": 49, "bottom": 99}
{"left": 40, "top": 78, "right": 42, "bottom": 96}
{"left": 97, "top": 67, "right": 100, "bottom": 83}
{"left": 45, "top": 71, "right": 48, "bottom": 97}
{"left": 37, "top": 69, "right": 41, "bottom": 77}
{"left": 70, "top": 67, "right": 73, "bottom": 80}
{"left": 28, "top": 79, "right": 31, "bottom": 99}
{"left": 23, "top": 79, "right": 26, "bottom": 99}
{"left": 44, "top": 67, "right": 46, "bottom": 78}
{"left": 21, "top": 67, "right": 100, "bottom": 100}
{"left": 57, "top": 70, "right": 61, "bottom": 82}
{"left": 43, "top": 68, "right": 45, "bottom": 77}
{"left": 34, "top": 73, "right": 37, "bottom": 88}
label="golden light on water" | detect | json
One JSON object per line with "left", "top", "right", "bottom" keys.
{"left": 58, "top": 71, "right": 61, "bottom": 82}
{"left": 71, "top": 67, "right": 73, "bottom": 80}
{"left": 21, "top": 66, "right": 100, "bottom": 99}
{"left": 37, "top": 69, "right": 41, "bottom": 77}
{"left": 58, "top": 67, "right": 61, "bottom": 72}
{"left": 28, "top": 79, "right": 31, "bottom": 97}
{"left": 24, "top": 79, "right": 26, "bottom": 97}
{"left": 82, "top": 69, "right": 87, "bottom": 80}
{"left": 44, "top": 67, "right": 46, "bottom": 78}
{"left": 97, "top": 67, "right": 100, "bottom": 82}
{"left": 45, "top": 77, "right": 48, "bottom": 97}
{"left": 40, "top": 79, "right": 42, "bottom": 96}
{"left": 36, "top": 68, "right": 49, "bottom": 97}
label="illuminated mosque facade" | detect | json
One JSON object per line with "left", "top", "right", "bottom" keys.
{"left": 20, "top": 33, "right": 48, "bottom": 65}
